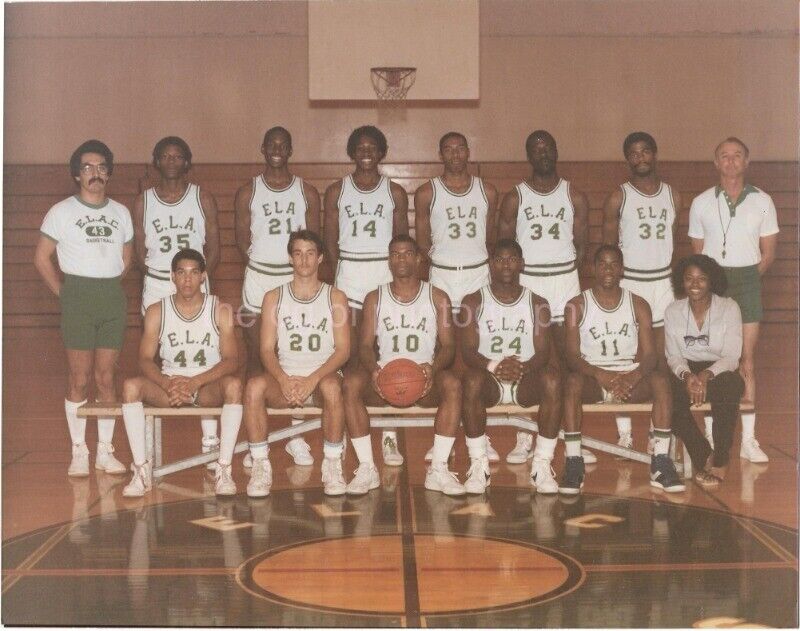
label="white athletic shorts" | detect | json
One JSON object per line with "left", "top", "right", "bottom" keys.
{"left": 335, "top": 257, "right": 392, "bottom": 310}
{"left": 620, "top": 277, "right": 674, "bottom": 328}
{"left": 429, "top": 262, "right": 489, "bottom": 311}
{"left": 142, "top": 272, "right": 209, "bottom": 315}
{"left": 241, "top": 264, "right": 293, "bottom": 314}
{"left": 491, "top": 374, "right": 520, "bottom": 406}
{"left": 519, "top": 269, "right": 580, "bottom": 323}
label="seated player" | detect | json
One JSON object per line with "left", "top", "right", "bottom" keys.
{"left": 342, "top": 235, "right": 465, "bottom": 496}
{"left": 243, "top": 229, "right": 350, "bottom": 498}
{"left": 561, "top": 245, "right": 685, "bottom": 495}
{"left": 121, "top": 249, "right": 243, "bottom": 497}
{"left": 458, "top": 239, "right": 562, "bottom": 494}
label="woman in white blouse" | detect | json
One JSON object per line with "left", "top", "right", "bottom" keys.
{"left": 664, "top": 255, "right": 745, "bottom": 487}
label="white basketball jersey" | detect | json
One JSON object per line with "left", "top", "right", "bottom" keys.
{"left": 516, "top": 179, "right": 576, "bottom": 274}
{"left": 618, "top": 182, "right": 676, "bottom": 280}
{"left": 428, "top": 176, "right": 489, "bottom": 266}
{"left": 376, "top": 282, "right": 437, "bottom": 367}
{"left": 337, "top": 175, "right": 395, "bottom": 258}
{"left": 159, "top": 294, "right": 221, "bottom": 377}
{"left": 477, "top": 286, "right": 536, "bottom": 362}
{"left": 249, "top": 175, "right": 308, "bottom": 267}
{"left": 579, "top": 289, "right": 638, "bottom": 368}
{"left": 144, "top": 184, "right": 206, "bottom": 273}
{"left": 276, "top": 283, "right": 336, "bottom": 377}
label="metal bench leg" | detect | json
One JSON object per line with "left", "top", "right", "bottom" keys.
{"left": 682, "top": 441, "right": 693, "bottom": 479}
{"left": 154, "top": 417, "right": 163, "bottom": 468}
{"left": 145, "top": 415, "right": 155, "bottom": 487}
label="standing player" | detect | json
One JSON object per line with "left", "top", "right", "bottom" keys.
{"left": 242, "top": 230, "right": 350, "bottom": 498}
{"left": 34, "top": 140, "right": 132, "bottom": 477}
{"left": 120, "top": 249, "right": 243, "bottom": 497}
{"left": 342, "top": 236, "right": 465, "bottom": 496}
{"left": 323, "top": 126, "right": 409, "bottom": 466}
{"left": 132, "top": 136, "right": 222, "bottom": 468}
{"left": 458, "top": 239, "right": 562, "bottom": 494}
{"left": 415, "top": 132, "right": 501, "bottom": 463}
{"left": 561, "top": 245, "right": 685, "bottom": 495}
{"left": 497, "top": 130, "right": 591, "bottom": 464}
{"left": 235, "top": 127, "right": 322, "bottom": 466}
{"left": 688, "top": 137, "right": 778, "bottom": 463}
{"left": 602, "top": 132, "right": 682, "bottom": 451}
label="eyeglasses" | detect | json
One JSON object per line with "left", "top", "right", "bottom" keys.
{"left": 683, "top": 334, "right": 709, "bottom": 347}
{"left": 80, "top": 163, "right": 109, "bottom": 175}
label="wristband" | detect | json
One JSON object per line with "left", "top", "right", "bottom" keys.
{"left": 487, "top": 359, "right": 500, "bottom": 374}
{"left": 679, "top": 369, "right": 691, "bottom": 381}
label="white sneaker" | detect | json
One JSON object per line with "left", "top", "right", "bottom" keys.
{"left": 243, "top": 452, "right": 253, "bottom": 468}
{"left": 530, "top": 459, "right": 558, "bottom": 494}
{"left": 322, "top": 457, "right": 347, "bottom": 496}
{"left": 464, "top": 456, "right": 491, "bottom": 494}
{"left": 506, "top": 432, "right": 534, "bottom": 464}
{"left": 123, "top": 461, "right": 152, "bottom": 497}
{"left": 215, "top": 463, "right": 237, "bottom": 496}
{"left": 95, "top": 442, "right": 126, "bottom": 474}
{"left": 247, "top": 458, "right": 272, "bottom": 497}
{"left": 285, "top": 437, "right": 314, "bottom": 466}
{"left": 68, "top": 443, "right": 90, "bottom": 477}
{"left": 485, "top": 436, "right": 500, "bottom": 463}
{"left": 704, "top": 430, "right": 715, "bottom": 450}
{"left": 615, "top": 433, "right": 633, "bottom": 460}
{"left": 202, "top": 436, "right": 220, "bottom": 471}
{"left": 425, "top": 463, "right": 466, "bottom": 496}
{"left": 740, "top": 437, "right": 769, "bottom": 463}
{"left": 382, "top": 432, "right": 404, "bottom": 466}
{"left": 581, "top": 448, "right": 597, "bottom": 464}
{"left": 347, "top": 462, "right": 380, "bottom": 495}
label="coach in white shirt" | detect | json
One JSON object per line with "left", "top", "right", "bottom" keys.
{"left": 688, "top": 137, "right": 778, "bottom": 462}
{"left": 34, "top": 140, "right": 134, "bottom": 478}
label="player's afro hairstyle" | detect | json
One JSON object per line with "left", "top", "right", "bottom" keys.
{"left": 347, "top": 125, "right": 388, "bottom": 160}
{"left": 623, "top": 132, "right": 657, "bottom": 157}
{"left": 69, "top": 140, "right": 114, "bottom": 178}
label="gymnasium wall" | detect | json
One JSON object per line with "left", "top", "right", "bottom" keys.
{"left": 4, "top": 0, "right": 798, "bottom": 163}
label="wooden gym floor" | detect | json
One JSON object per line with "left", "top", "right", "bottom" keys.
{"left": 2, "top": 323, "right": 798, "bottom": 627}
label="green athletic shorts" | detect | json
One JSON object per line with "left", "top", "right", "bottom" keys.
{"left": 60, "top": 274, "right": 127, "bottom": 350}
{"left": 723, "top": 264, "right": 762, "bottom": 323}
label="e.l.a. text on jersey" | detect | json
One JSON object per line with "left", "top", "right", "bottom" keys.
{"left": 281, "top": 313, "right": 330, "bottom": 333}
{"left": 520, "top": 204, "right": 568, "bottom": 221}
{"left": 165, "top": 329, "right": 214, "bottom": 348}
{"left": 342, "top": 202, "right": 386, "bottom": 218}
{"left": 261, "top": 201, "right": 298, "bottom": 216}
{"left": 634, "top": 206, "right": 669, "bottom": 221}
{"left": 381, "top": 314, "right": 430, "bottom": 332}
{"left": 587, "top": 321, "right": 634, "bottom": 341}
{"left": 445, "top": 205, "right": 479, "bottom": 220}
{"left": 151, "top": 215, "right": 197, "bottom": 234}
{"left": 483, "top": 316, "right": 529, "bottom": 334}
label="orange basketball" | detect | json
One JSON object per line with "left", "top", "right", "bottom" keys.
{"left": 376, "top": 359, "right": 428, "bottom": 407}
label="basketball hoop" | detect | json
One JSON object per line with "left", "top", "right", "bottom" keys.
{"left": 370, "top": 67, "right": 417, "bottom": 100}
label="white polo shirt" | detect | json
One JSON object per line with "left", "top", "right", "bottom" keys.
{"left": 688, "top": 185, "right": 779, "bottom": 268}
{"left": 40, "top": 195, "right": 134, "bottom": 278}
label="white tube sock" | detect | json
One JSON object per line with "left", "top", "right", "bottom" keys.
{"left": 98, "top": 417, "right": 115, "bottom": 444}
{"left": 351, "top": 435, "right": 374, "bottom": 465}
{"left": 122, "top": 402, "right": 147, "bottom": 465}
{"left": 218, "top": 404, "right": 243, "bottom": 466}
{"left": 65, "top": 399, "right": 88, "bottom": 445}
{"left": 432, "top": 435, "right": 456, "bottom": 466}
{"left": 200, "top": 417, "right": 218, "bottom": 438}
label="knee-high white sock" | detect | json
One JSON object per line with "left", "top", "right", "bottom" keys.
{"left": 533, "top": 435, "right": 558, "bottom": 462}
{"left": 741, "top": 412, "right": 756, "bottom": 440}
{"left": 432, "top": 434, "right": 456, "bottom": 466}
{"left": 466, "top": 435, "right": 486, "bottom": 460}
{"left": 122, "top": 402, "right": 147, "bottom": 465}
{"left": 652, "top": 429, "right": 672, "bottom": 456}
{"left": 616, "top": 416, "right": 632, "bottom": 436}
{"left": 218, "top": 404, "right": 243, "bottom": 466}
{"left": 201, "top": 417, "right": 218, "bottom": 438}
{"left": 351, "top": 435, "right": 374, "bottom": 465}
{"left": 65, "top": 399, "right": 88, "bottom": 445}
{"left": 704, "top": 416, "right": 713, "bottom": 436}
{"left": 97, "top": 415, "right": 115, "bottom": 444}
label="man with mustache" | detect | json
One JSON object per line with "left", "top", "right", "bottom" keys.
{"left": 34, "top": 140, "right": 134, "bottom": 477}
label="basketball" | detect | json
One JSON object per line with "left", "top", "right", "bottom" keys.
{"left": 376, "top": 358, "right": 428, "bottom": 407}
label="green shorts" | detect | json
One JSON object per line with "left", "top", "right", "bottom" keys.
{"left": 60, "top": 274, "right": 127, "bottom": 350}
{"left": 723, "top": 265, "right": 762, "bottom": 323}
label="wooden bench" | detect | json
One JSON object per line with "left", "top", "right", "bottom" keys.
{"left": 78, "top": 402, "right": 754, "bottom": 482}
